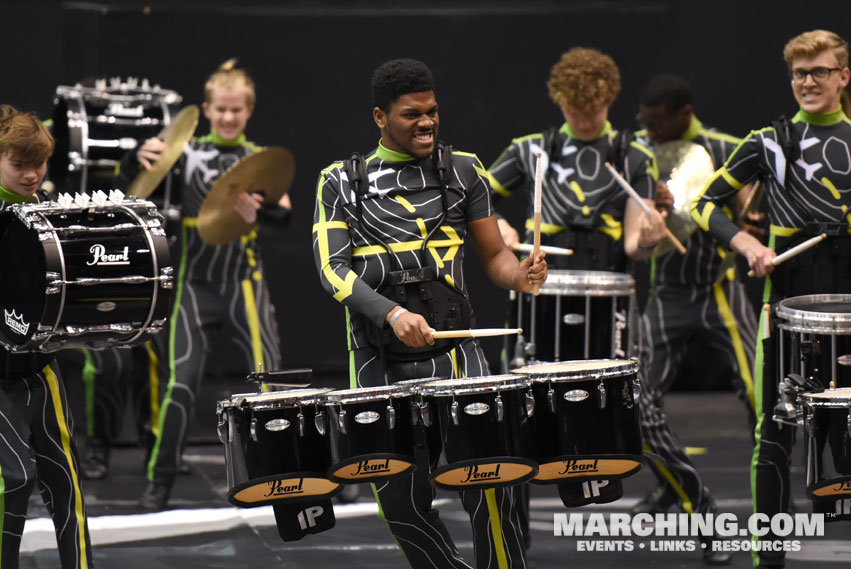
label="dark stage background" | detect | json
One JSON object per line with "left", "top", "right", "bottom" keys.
{"left": 4, "top": 0, "right": 849, "bottom": 383}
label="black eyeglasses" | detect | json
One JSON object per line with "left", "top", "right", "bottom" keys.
{"left": 790, "top": 67, "right": 843, "bottom": 83}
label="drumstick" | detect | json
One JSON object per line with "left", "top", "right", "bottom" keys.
{"left": 747, "top": 233, "right": 827, "bottom": 277}
{"left": 430, "top": 328, "right": 523, "bottom": 339}
{"left": 604, "top": 162, "right": 687, "bottom": 255}
{"left": 513, "top": 243, "right": 573, "bottom": 256}
{"left": 713, "top": 181, "right": 764, "bottom": 284}
{"left": 531, "top": 152, "right": 543, "bottom": 296}
{"left": 762, "top": 304, "right": 771, "bottom": 339}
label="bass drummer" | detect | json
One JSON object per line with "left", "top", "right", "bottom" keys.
{"left": 312, "top": 58, "right": 546, "bottom": 569}
{"left": 0, "top": 105, "right": 94, "bottom": 568}
{"left": 692, "top": 29, "right": 851, "bottom": 569}
{"left": 486, "top": 47, "right": 667, "bottom": 515}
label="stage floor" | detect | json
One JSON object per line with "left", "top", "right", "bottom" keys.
{"left": 21, "top": 391, "right": 849, "bottom": 568}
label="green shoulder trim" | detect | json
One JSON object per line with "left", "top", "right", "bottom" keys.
{"left": 634, "top": 128, "right": 648, "bottom": 138}
{"left": 793, "top": 106, "right": 846, "bottom": 126}
{"left": 198, "top": 132, "right": 248, "bottom": 147}
{"left": 0, "top": 184, "right": 28, "bottom": 203}
{"left": 560, "top": 120, "right": 613, "bottom": 140}
{"left": 376, "top": 140, "right": 414, "bottom": 162}
{"left": 682, "top": 115, "right": 703, "bottom": 141}
{"left": 700, "top": 129, "right": 742, "bottom": 145}
{"left": 629, "top": 139, "right": 654, "bottom": 159}
{"left": 511, "top": 132, "right": 545, "bottom": 144}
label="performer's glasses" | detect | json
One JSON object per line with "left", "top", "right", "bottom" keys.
{"left": 789, "top": 67, "right": 843, "bottom": 83}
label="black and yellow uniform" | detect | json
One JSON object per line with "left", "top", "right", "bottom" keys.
{"left": 313, "top": 141, "right": 526, "bottom": 569}
{"left": 636, "top": 116, "right": 758, "bottom": 515}
{"left": 119, "top": 132, "right": 283, "bottom": 489}
{"left": 693, "top": 107, "right": 851, "bottom": 568}
{"left": 0, "top": 187, "right": 93, "bottom": 568}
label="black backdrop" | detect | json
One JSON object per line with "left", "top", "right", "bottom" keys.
{"left": 4, "top": 0, "right": 849, "bottom": 379}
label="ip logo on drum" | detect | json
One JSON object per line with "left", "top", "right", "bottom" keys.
{"left": 87, "top": 244, "right": 131, "bottom": 266}
{"left": 264, "top": 478, "right": 304, "bottom": 497}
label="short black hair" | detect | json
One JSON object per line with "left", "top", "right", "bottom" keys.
{"left": 372, "top": 58, "right": 435, "bottom": 111}
{"left": 640, "top": 74, "right": 692, "bottom": 111}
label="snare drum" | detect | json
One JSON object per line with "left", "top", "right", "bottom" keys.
{"left": 799, "top": 388, "right": 851, "bottom": 507}
{"left": 774, "top": 295, "right": 851, "bottom": 424}
{"left": 0, "top": 197, "right": 172, "bottom": 352}
{"left": 217, "top": 388, "right": 339, "bottom": 507}
{"left": 418, "top": 375, "right": 538, "bottom": 490}
{"left": 323, "top": 384, "right": 417, "bottom": 483}
{"left": 49, "top": 79, "right": 182, "bottom": 202}
{"left": 512, "top": 359, "right": 642, "bottom": 483}
{"left": 511, "top": 270, "right": 635, "bottom": 364}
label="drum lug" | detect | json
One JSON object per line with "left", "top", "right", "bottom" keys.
{"left": 297, "top": 411, "right": 305, "bottom": 437}
{"left": 217, "top": 416, "right": 229, "bottom": 444}
{"left": 547, "top": 386, "right": 556, "bottom": 413}
{"left": 847, "top": 405, "right": 851, "bottom": 438}
{"left": 632, "top": 378, "right": 642, "bottom": 400}
{"left": 338, "top": 409, "right": 348, "bottom": 435}
{"left": 421, "top": 402, "right": 433, "bottom": 427}
{"left": 314, "top": 410, "right": 326, "bottom": 436}
{"left": 387, "top": 404, "right": 396, "bottom": 430}
{"left": 525, "top": 390, "right": 535, "bottom": 417}
{"left": 623, "top": 382, "right": 633, "bottom": 408}
{"left": 597, "top": 380, "right": 607, "bottom": 409}
{"left": 249, "top": 418, "right": 258, "bottom": 442}
{"left": 160, "top": 266, "right": 174, "bottom": 290}
{"left": 451, "top": 400, "right": 460, "bottom": 426}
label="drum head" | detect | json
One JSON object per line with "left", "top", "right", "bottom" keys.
{"left": 325, "top": 384, "right": 410, "bottom": 405}
{"left": 538, "top": 270, "right": 635, "bottom": 297}
{"left": 776, "top": 294, "right": 851, "bottom": 334}
{"left": 418, "top": 374, "right": 526, "bottom": 396}
{"left": 801, "top": 387, "right": 851, "bottom": 407}
{"left": 512, "top": 359, "right": 638, "bottom": 380}
{"left": 237, "top": 388, "right": 332, "bottom": 409}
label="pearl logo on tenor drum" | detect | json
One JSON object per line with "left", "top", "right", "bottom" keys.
{"left": 87, "top": 244, "right": 131, "bottom": 266}
{"left": 3, "top": 309, "right": 30, "bottom": 336}
{"left": 613, "top": 309, "right": 628, "bottom": 357}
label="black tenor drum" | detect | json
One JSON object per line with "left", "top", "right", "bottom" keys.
{"left": 512, "top": 359, "right": 642, "bottom": 484}
{"left": 799, "top": 388, "right": 851, "bottom": 517}
{"left": 323, "top": 384, "right": 417, "bottom": 483}
{"left": 49, "top": 79, "right": 182, "bottom": 200}
{"left": 217, "top": 388, "right": 340, "bottom": 507}
{"left": 512, "top": 270, "right": 635, "bottom": 364}
{"left": 0, "top": 195, "right": 172, "bottom": 352}
{"left": 418, "top": 375, "right": 538, "bottom": 490}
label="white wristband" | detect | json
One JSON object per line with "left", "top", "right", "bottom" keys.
{"left": 388, "top": 308, "right": 408, "bottom": 328}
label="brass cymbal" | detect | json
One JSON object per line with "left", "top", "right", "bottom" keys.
{"left": 653, "top": 141, "right": 715, "bottom": 257}
{"left": 127, "top": 105, "right": 199, "bottom": 198}
{"left": 197, "top": 147, "right": 295, "bottom": 245}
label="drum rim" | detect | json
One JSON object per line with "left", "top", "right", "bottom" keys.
{"left": 537, "top": 269, "right": 635, "bottom": 296}
{"left": 324, "top": 384, "right": 412, "bottom": 404}
{"left": 511, "top": 358, "right": 638, "bottom": 380}
{"left": 417, "top": 374, "right": 527, "bottom": 396}
{"left": 800, "top": 387, "right": 851, "bottom": 406}
{"left": 776, "top": 294, "right": 851, "bottom": 333}
{"left": 220, "top": 388, "right": 334, "bottom": 410}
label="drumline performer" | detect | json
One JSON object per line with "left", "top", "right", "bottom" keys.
{"left": 487, "top": 47, "right": 668, "bottom": 515}
{"left": 691, "top": 29, "right": 851, "bottom": 569}
{"left": 631, "top": 75, "right": 759, "bottom": 538}
{"left": 312, "top": 58, "right": 546, "bottom": 569}
{"left": 0, "top": 105, "right": 94, "bottom": 568}
{"left": 116, "top": 59, "right": 291, "bottom": 510}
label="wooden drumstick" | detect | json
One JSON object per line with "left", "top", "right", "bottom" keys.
{"left": 531, "top": 152, "right": 543, "bottom": 296}
{"left": 430, "top": 328, "right": 523, "bottom": 339}
{"left": 747, "top": 233, "right": 827, "bottom": 277}
{"left": 762, "top": 303, "right": 771, "bottom": 339}
{"left": 605, "top": 162, "right": 687, "bottom": 255}
{"left": 513, "top": 243, "right": 573, "bottom": 256}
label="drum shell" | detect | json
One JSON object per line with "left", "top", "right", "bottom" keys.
{"left": 0, "top": 202, "right": 172, "bottom": 352}
{"left": 800, "top": 392, "right": 851, "bottom": 502}
{"left": 325, "top": 394, "right": 417, "bottom": 483}
{"left": 219, "top": 394, "right": 338, "bottom": 506}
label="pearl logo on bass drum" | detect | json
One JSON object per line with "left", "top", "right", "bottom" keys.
{"left": 87, "top": 244, "right": 131, "bottom": 266}
{"left": 3, "top": 309, "right": 30, "bottom": 336}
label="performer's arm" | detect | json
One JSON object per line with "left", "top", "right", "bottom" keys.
{"left": 468, "top": 215, "right": 546, "bottom": 291}
{"left": 622, "top": 140, "right": 666, "bottom": 260}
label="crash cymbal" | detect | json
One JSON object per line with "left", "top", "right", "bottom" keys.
{"left": 653, "top": 140, "right": 715, "bottom": 257}
{"left": 197, "top": 147, "right": 295, "bottom": 245}
{"left": 127, "top": 105, "right": 199, "bottom": 199}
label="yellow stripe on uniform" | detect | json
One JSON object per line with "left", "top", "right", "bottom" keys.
{"left": 314, "top": 164, "right": 359, "bottom": 302}
{"left": 713, "top": 282, "right": 755, "bottom": 410}
{"left": 821, "top": 176, "right": 841, "bottom": 200}
{"left": 642, "top": 442, "right": 694, "bottom": 514}
{"left": 485, "top": 489, "right": 510, "bottom": 569}
{"left": 241, "top": 279, "right": 265, "bottom": 378}
{"left": 525, "top": 219, "right": 565, "bottom": 235}
{"left": 44, "top": 365, "right": 89, "bottom": 569}
{"left": 569, "top": 181, "right": 586, "bottom": 202}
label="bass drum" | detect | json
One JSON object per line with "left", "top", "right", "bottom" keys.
{"left": 0, "top": 196, "right": 172, "bottom": 352}
{"left": 49, "top": 79, "right": 182, "bottom": 205}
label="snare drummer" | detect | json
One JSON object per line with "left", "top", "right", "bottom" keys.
{"left": 115, "top": 60, "right": 290, "bottom": 510}
{"left": 312, "top": 58, "right": 546, "bottom": 569}
{"left": 692, "top": 30, "right": 851, "bottom": 569}
{"left": 0, "top": 105, "right": 94, "bottom": 568}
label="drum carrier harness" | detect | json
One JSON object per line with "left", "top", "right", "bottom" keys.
{"left": 344, "top": 142, "right": 472, "bottom": 362}
{"left": 542, "top": 127, "right": 634, "bottom": 271}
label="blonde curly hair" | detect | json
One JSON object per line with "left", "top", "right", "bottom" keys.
{"left": 784, "top": 30, "right": 848, "bottom": 69}
{"left": 548, "top": 48, "right": 621, "bottom": 114}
